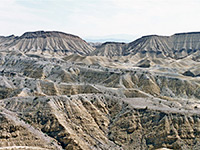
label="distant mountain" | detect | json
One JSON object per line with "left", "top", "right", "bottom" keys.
{"left": 84, "top": 34, "right": 138, "bottom": 43}
{"left": 1, "top": 31, "right": 200, "bottom": 59}
{"left": 125, "top": 32, "right": 200, "bottom": 59}
{"left": 88, "top": 42, "right": 102, "bottom": 48}
{"left": 0, "top": 31, "right": 94, "bottom": 55}
{"left": 93, "top": 32, "right": 200, "bottom": 59}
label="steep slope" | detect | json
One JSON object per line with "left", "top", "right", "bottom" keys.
{"left": 125, "top": 32, "right": 200, "bottom": 59}
{"left": 0, "top": 31, "right": 94, "bottom": 55}
{"left": 124, "top": 35, "right": 173, "bottom": 58}
{"left": 1, "top": 31, "right": 200, "bottom": 59}
{"left": 171, "top": 32, "right": 200, "bottom": 58}
{"left": 90, "top": 42, "right": 125, "bottom": 57}
{"left": 1, "top": 31, "right": 200, "bottom": 150}
{"left": 91, "top": 32, "right": 200, "bottom": 59}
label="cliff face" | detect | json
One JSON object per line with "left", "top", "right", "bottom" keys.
{"left": 0, "top": 31, "right": 94, "bottom": 55}
{"left": 171, "top": 32, "right": 200, "bottom": 58}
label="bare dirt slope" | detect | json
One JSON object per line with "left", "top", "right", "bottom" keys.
{"left": 90, "top": 42, "right": 125, "bottom": 57}
{"left": 0, "top": 31, "right": 200, "bottom": 150}
{"left": 93, "top": 32, "right": 200, "bottom": 60}
{"left": 0, "top": 31, "right": 94, "bottom": 56}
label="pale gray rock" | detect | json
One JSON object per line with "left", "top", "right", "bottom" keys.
{"left": 0, "top": 31, "right": 200, "bottom": 150}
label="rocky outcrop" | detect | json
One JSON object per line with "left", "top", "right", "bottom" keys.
{"left": 1, "top": 94, "right": 200, "bottom": 150}
{"left": 0, "top": 109, "right": 61, "bottom": 149}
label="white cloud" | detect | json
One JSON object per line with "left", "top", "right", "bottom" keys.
{"left": 0, "top": 0, "right": 54, "bottom": 36}
{"left": 0, "top": 0, "right": 200, "bottom": 39}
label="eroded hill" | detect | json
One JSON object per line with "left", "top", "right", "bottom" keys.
{"left": 93, "top": 32, "right": 200, "bottom": 59}
{"left": 0, "top": 31, "right": 200, "bottom": 150}
{"left": 0, "top": 31, "right": 94, "bottom": 56}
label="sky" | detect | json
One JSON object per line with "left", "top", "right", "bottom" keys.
{"left": 0, "top": 0, "right": 200, "bottom": 41}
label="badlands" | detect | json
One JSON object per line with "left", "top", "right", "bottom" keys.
{"left": 0, "top": 31, "right": 200, "bottom": 150}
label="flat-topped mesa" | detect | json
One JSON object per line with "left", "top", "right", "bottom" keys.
{"left": 20, "top": 31, "right": 80, "bottom": 39}
{"left": 171, "top": 32, "right": 200, "bottom": 58}
{"left": 1, "top": 31, "right": 200, "bottom": 58}
{"left": 124, "top": 32, "right": 200, "bottom": 59}
{"left": 92, "top": 32, "right": 200, "bottom": 59}
{"left": 0, "top": 31, "right": 94, "bottom": 56}
{"left": 140, "top": 34, "right": 166, "bottom": 38}
{"left": 173, "top": 31, "right": 200, "bottom": 35}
